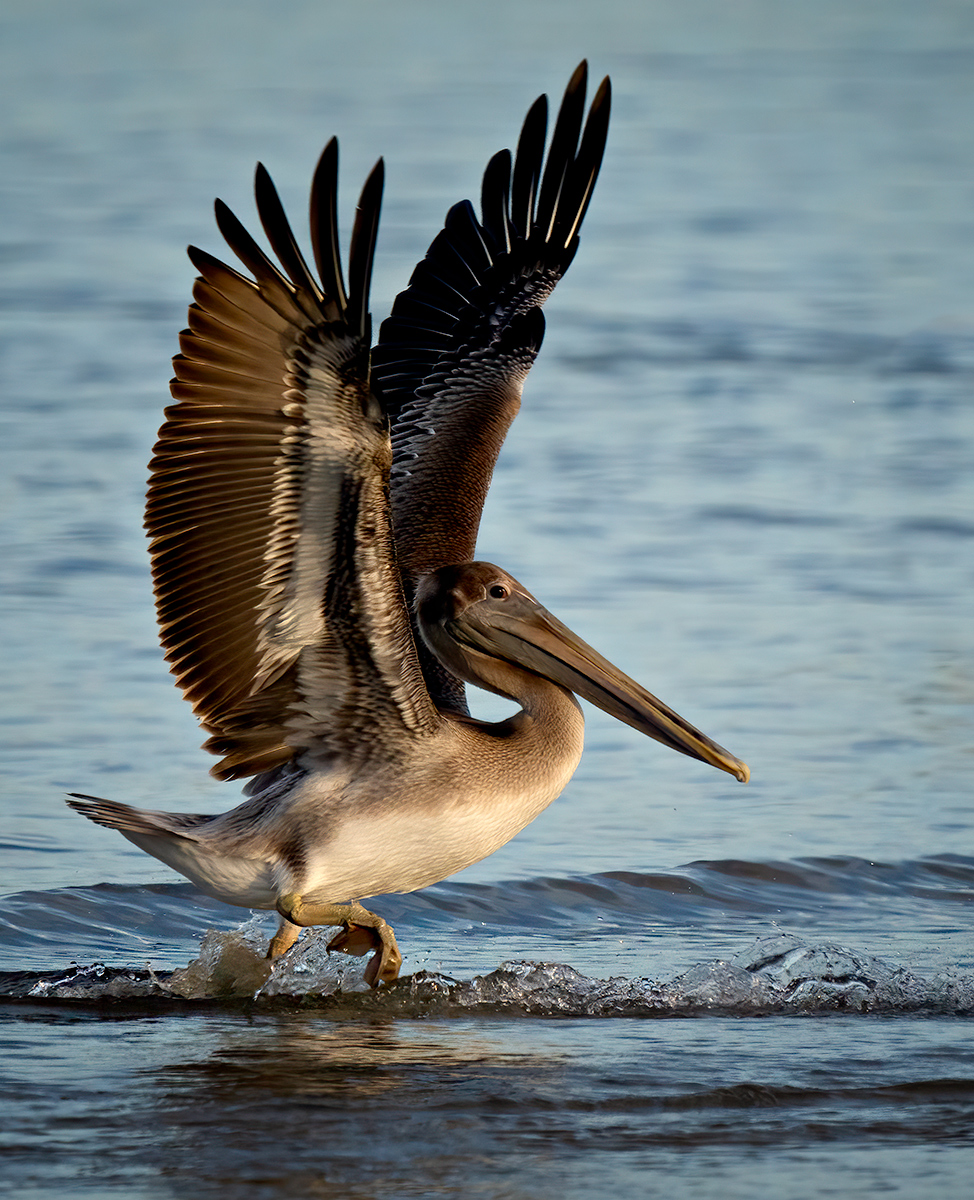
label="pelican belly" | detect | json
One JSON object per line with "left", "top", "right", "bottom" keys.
{"left": 289, "top": 728, "right": 583, "bottom": 903}
{"left": 301, "top": 781, "right": 559, "bottom": 902}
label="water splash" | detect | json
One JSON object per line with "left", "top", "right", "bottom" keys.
{"left": 161, "top": 919, "right": 369, "bottom": 999}
{"left": 24, "top": 961, "right": 165, "bottom": 1001}
{"left": 397, "top": 935, "right": 974, "bottom": 1016}
{"left": 166, "top": 918, "right": 272, "bottom": 999}
{"left": 7, "top": 931, "right": 973, "bottom": 1015}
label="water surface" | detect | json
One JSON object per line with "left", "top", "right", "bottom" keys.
{"left": 2, "top": 1, "right": 974, "bottom": 1196}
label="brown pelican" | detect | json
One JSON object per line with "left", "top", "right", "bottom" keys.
{"left": 68, "top": 63, "right": 748, "bottom": 987}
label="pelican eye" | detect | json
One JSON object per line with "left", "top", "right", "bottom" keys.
{"left": 488, "top": 584, "right": 509, "bottom": 600}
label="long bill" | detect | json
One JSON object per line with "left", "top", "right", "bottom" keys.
{"left": 451, "top": 599, "right": 750, "bottom": 783}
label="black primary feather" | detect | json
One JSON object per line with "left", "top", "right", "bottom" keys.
{"left": 370, "top": 63, "right": 611, "bottom": 714}
{"left": 372, "top": 62, "right": 611, "bottom": 420}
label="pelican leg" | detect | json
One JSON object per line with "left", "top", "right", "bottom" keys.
{"left": 266, "top": 917, "right": 302, "bottom": 960}
{"left": 276, "top": 894, "right": 402, "bottom": 986}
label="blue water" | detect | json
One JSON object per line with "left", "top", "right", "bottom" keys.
{"left": 2, "top": 0, "right": 974, "bottom": 1196}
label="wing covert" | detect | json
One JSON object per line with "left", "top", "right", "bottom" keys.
{"left": 148, "top": 144, "right": 437, "bottom": 781}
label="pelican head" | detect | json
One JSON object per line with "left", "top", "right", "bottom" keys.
{"left": 416, "top": 563, "right": 749, "bottom": 783}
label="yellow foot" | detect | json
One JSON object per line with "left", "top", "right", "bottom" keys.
{"left": 327, "top": 921, "right": 403, "bottom": 987}
{"left": 274, "top": 894, "right": 403, "bottom": 988}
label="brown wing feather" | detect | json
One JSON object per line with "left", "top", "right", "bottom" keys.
{"left": 148, "top": 145, "right": 437, "bottom": 781}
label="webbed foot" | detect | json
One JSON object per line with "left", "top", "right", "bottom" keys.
{"left": 274, "top": 894, "right": 403, "bottom": 986}
{"left": 327, "top": 921, "right": 403, "bottom": 986}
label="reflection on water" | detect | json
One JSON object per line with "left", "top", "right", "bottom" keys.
{"left": 5, "top": 1001, "right": 974, "bottom": 1200}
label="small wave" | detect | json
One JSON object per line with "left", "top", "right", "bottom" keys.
{"left": 4, "top": 932, "right": 972, "bottom": 1017}
{"left": 3, "top": 857, "right": 972, "bottom": 1015}
{"left": 4, "top": 855, "right": 970, "bottom": 959}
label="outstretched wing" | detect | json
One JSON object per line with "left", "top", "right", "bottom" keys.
{"left": 148, "top": 143, "right": 437, "bottom": 782}
{"left": 371, "top": 61, "right": 611, "bottom": 710}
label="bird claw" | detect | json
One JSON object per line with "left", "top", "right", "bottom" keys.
{"left": 327, "top": 921, "right": 402, "bottom": 987}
